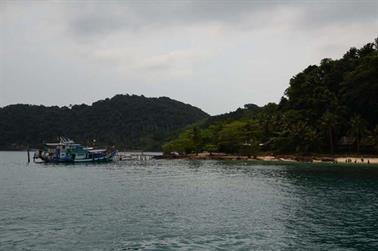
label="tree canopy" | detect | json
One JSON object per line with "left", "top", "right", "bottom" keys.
{"left": 164, "top": 39, "right": 378, "bottom": 155}
{"left": 0, "top": 94, "right": 209, "bottom": 150}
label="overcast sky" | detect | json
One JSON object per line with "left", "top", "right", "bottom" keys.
{"left": 1, "top": 0, "right": 377, "bottom": 115}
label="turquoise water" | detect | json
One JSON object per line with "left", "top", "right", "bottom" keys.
{"left": 1, "top": 152, "right": 378, "bottom": 250}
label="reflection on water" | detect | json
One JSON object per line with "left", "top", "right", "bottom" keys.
{"left": 1, "top": 152, "right": 378, "bottom": 250}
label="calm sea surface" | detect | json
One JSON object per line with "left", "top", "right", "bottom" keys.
{"left": 1, "top": 152, "right": 378, "bottom": 250}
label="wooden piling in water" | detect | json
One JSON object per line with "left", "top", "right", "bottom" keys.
{"left": 27, "top": 148, "right": 30, "bottom": 163}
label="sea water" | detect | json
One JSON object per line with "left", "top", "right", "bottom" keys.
{"left": 1, "top": 151, "right": 378, "bottom": 250}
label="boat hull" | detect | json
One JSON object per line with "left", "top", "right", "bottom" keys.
{"left": 41, "top": 156, "right": 114, "bottom": 163}
{"left": 37, "top": 151, "right": 117, "bottom": 164}
{"left": 34, "top": 137, "right": 117, "bottom": 164}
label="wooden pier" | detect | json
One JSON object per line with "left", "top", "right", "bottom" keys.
{"left": 117, "top": 152, "right": 157, "bottom": 161}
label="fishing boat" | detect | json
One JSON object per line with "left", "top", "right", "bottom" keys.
{"left": 34, "top": 137, "right": 117, "bottom": 163}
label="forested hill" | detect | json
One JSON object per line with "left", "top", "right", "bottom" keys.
{"left": 0, "top": 94, "right": 209, "bottom": 150}
{"left": 163, "top": 39, "right": 378, "bottom": 155}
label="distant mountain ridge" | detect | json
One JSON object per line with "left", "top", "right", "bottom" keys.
{"left": 0, "top": 94, "right": 209, "bottom": 150}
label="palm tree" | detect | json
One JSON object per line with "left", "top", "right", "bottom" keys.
{"left": 349, "top": 114, "right": 367, "bottom": 153}
{"left": 191, "top": 126, "right": 201, "bottom": 154}
{"left": 321, "top": 111, "right": 338, "bottom": 154}
{"left": 373, "top": 125, "right": 378, "bottom": 154}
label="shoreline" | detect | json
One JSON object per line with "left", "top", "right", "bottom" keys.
{"left": 156, "top": 153, "right": 378, "bottom": 165}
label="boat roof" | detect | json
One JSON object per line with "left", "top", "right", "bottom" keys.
{"left": 45, "top": 137, "right": 76, "bottom": 146}
{"left": 45, "top": 143, "right": 81, "bottom": 146}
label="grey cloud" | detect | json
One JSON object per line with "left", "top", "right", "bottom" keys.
{"left": 66, "top": 0, "right": 377, "bottom": 38}
{"left": 65, "top": 1, "right": 274, "bottom": 37}
{"left": 1, "top": 0, "right": 377, "bottom": 115}
{"left": 294, "top": 1, "right": 378, "bottom": 28}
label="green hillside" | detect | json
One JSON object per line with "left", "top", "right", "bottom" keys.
{"left": 164, "top": 39, "right": 378, "bottom": 155}
{"left": 0, "top": 94, "right": 209, "bottom": 150}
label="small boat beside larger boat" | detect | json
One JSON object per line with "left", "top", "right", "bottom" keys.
{"left": 34, "top": 137, "right": 117, "bottom": 163}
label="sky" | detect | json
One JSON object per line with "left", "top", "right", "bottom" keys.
{"left": 1, "top": 0, "right": 377, "bottom": 115}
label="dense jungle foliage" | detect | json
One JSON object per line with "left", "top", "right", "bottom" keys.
{"left": 163, "top": 39, "right": 378, "bottom": 155}
{"left": 0, "top": 95, "right": 209, "bottom": 150}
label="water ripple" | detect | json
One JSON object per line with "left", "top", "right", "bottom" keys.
{"left": 1, "top": 152, "right": 378, "bottom": 250}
